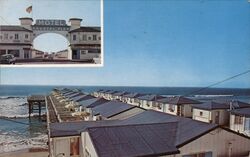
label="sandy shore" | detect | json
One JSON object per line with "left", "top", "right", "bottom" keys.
{"left": 0, "top": 148, "right": 48, "bottom": 157}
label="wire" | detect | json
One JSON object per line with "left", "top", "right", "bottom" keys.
{"left": 184, "top": 69, "right": 250, "bottom": 96}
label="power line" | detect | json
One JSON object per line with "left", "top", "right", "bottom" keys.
{"left": 185, "top": 69, "right": 250, "bottom": 96}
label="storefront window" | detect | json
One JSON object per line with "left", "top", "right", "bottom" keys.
{"left": 8, "top": 50, "right": 19, "bottom": 57}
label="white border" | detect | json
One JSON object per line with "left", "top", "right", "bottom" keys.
{"left": 0, "top": 0, "right": 104, "bottom": 68}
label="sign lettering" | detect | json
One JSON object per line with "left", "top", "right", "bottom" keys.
{"left": 35, "top": 19, "right": 67, "bottom": 26}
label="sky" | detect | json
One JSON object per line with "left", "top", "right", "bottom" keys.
{"left": 0, "top": 0, "right": 250, "bottom": 88}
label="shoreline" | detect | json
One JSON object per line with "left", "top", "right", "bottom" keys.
{"left": 0, "top": 148, "right": 48, "bottom": 157}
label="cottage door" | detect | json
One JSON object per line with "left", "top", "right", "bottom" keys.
{"left": 215, "top": 111, "right": 220, "bottom": 124}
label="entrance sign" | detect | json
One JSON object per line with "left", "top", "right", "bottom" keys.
{"left": 35, "top": 19, "right": 67, "bottom": 26}
{"left": 32, "top": 26, "right": 70, "bottom": 31}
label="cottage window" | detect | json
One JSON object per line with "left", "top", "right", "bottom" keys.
{"left": 4, "top": 33, "right": 8, "bottom": 39}
{"left": 93, "top": 34, "right": 97, "bottom": 40}
{"left": 0, "top": 35, "right": 2, "bottom": 39}
{"left": 73, "top": 34, "right": 77, "bottom": 41}
{"left": 168, "top": 104, "right": 175, "bottom": 112}
{"left": 82, "top": 34, "right": 87, "bottom": 41}
{"left": 98, "top": 36, "right": 101, "bottom": 40}
{"left": 234, "top": 115, "right": 243, "bottom": 124}
{"left": 245, "top": 118, "right": 250, "bottom": 131}
{"left": 25, "top": 34, "right": 29, "bottom": 39}
{"left": 70, "top": 137, "right": 79, "bottom": 156}
{"left": 14, "top": 34, "right": 19, "bottom": 40}
{"left": 199, "top": 111, "right": 203, "bottom": 116}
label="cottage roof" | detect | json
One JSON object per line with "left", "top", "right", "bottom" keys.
{"left": 49, "top": 110, "right": 218, "bottom": 156}
{"left": 80, "top": 98, "right": 109, "bottom": 108}
{"left": 112, "top": 91, "right": 130, "bottom": 96}
{"left": 157, "top": 96, "right": 201, "bottom": 105}
{"left": 77, "top": 95, "right": 96, "bottom": 103}
{"left": 230, "top": 108, "right": 250, "bottom": 118}
{"left": 137, "top": 94, "right": 165, "bottom": 101}
{"left": 0, "top": 25, "right": 32, "bottom": 32}
{"left": 69, "top": 94, "right": 87, "bottom": 102}
{"left": 92, "top": 101, "right": 136, "bottom": 118}
{"left": 192, "top": 101, "right": 229, "bottom": 110}
{"left": 122, "top": 93, "right": 145, "bottom": 98}
{"left": 87, "top": 122, "right": 179, "bottom": 157}
{"left": 193, "top": 100, "right": 250, "bottom": 110}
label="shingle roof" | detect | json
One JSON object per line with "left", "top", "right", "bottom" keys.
{"left": 112, "top": 91, "right": 130, "bottom": 96}
{"left": 79, "top": 97, "right": 109, "bottom": 108}
{"left": 157, "top": 96, "right": 201, "bottom": 105}
{"left": 92, "top": 101, "right": 136, "bottom": 118}
{"left": 50, "top": 120, "right": 120, "bottom": 137}
{"left": 215, "top": 100, "right": 250, "bottom": 109}
{"left": 0, "top": 25, "right": 32, "bottom": 32}
{"left": 193, "top": 100, "right": 250, "bottom": 110}
{"left": 69, "top": 94, "right": 87, "bottom": 102}
{"left": 87, "top": 123, "right": 179, "bottom": 157}
{"left": 119, "top": 110, "right": 218, "bottom": 146}
{"left": 192, "top": 101, "right": 229, "bottom": 110}
{"left": 66, "top": 92, "right": 83, "bottom": 99}
{"left": 49, "top": 110, "right": 218, "bottom": 155}
{"left": 122, "top": 93, "right": 145, "bottom": 98}
{"left": 69, "top": 27, "right": 100, "bottom": 33}
{"left": 230, "top": 108, "right": 250, "bottom": 117}
{"left": 137, "top": 94, "right": 165, "bottom": 101}
{"left": 77, "top": 95, "right": 96, "bottom": 103}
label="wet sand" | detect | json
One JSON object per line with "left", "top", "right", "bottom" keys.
{"left": 0, "top": 148, "right": 48, "bottom": 157}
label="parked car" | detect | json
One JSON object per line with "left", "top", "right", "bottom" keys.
{"left": 0, "top": 54, "right": 16, "bottom": 64}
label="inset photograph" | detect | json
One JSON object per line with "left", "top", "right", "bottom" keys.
{"left": 0, "top": 0, "right": 103, "bottom": 66}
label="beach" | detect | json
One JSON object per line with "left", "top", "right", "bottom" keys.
{"left": 0, "top": 148, "right": 48, "bottom": 157}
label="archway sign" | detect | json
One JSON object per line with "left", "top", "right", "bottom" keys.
{"left": 0, "top": 17, "right": 101, "bottom": 62}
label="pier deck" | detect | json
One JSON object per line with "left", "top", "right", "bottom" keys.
{"left": 27, "top": 95, "right": 46, "bottom": 118}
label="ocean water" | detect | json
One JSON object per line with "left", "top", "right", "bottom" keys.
{"left": 0, "top": 85, "right": 250, "bottom": 153}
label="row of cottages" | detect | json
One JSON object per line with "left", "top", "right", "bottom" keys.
{"left": 192, "top": 100, "right": 250, "bottom": 126}
{"left": 48, "top": 109, "right": 250, "bottom": 157}
{"left": 93, "top": 90, "right": 202, "bottom": 118}
{"left": 53, "top": 88, "right": 145, "bottom": 121}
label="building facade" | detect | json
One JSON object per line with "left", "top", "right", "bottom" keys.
{"left": 0, "top": 18, "right": 101, "bottom": 61}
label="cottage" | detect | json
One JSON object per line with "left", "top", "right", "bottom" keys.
{"left": 193, "top": 100, "right": 250, "bottom": 126}
{"left": 157, "top": 96, "right": 201, "bottom": 118}
{"left": 230, "top": 107, "right": 250, "bottom": 137}
{"left": 136, "top": 94, "right": 165, "bottom": 109}
{"left": 91, "top": 100, "right": 144, "bottom": 120}
{"left": 121, "top": 93, "right": 145, "bottom": 106}
{"left": 49, "top": 110, "right": 250, "bottom": 157}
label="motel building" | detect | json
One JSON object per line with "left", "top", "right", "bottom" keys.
{"left": 0, "top": 18, "right": 101, "bottom": 61}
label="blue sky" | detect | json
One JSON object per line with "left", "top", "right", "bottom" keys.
{"left": 0, "top": 0, "right": 250, "bottom": 88}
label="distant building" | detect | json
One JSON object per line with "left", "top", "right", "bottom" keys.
{"left": 54, "top": 49, "right": 69, "bottom": 60}
{"left": 230, "top": 107, "right": 250, "bottom": 137}
{"left": 31, "top": 48, "right": 45, "bottom": 58}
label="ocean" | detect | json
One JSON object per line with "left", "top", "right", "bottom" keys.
{"left": 0, "top": 85, "right": 250, "bottom": 153}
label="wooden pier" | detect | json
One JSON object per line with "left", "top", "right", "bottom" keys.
{"left": 27, "top": 95, "right": 46, "bottom": 119}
